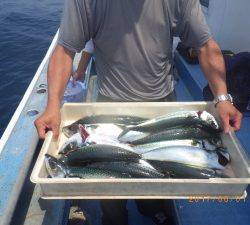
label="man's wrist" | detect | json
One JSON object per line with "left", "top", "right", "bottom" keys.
{"left": 47, "top": 98, "right": 61, "bottom": 111}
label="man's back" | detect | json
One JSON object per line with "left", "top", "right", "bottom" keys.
{"left": 59, "top": 0, "right": 211, "bottom": 100}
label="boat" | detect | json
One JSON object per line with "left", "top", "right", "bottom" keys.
{"left": 0, "top": 1, "right": 249, "bottom": 224}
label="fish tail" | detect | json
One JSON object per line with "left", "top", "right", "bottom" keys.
{"left": 117, "top": 128, "right": 130, "bottom": 140}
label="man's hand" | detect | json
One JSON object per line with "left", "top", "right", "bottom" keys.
{"left": 216, "top": 101, "right": 242, "bottom": 133}
{"left": 198, "top": 39, "right": 243, "bottom": 133}
{"left": 34, "top": 106, "right": 61, "bottom": 139}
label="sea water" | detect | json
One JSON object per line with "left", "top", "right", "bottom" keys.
{"left": 0, "top": 0, "right": 63, "bottom": 136}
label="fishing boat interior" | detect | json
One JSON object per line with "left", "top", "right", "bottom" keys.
{"left": 0, "top": 1, "right": 249, "bottom": 225}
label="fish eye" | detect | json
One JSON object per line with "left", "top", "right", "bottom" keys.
{"left": 50, "top": 160, "right": 58, "bottom": 169}
{"left": 51, "top": 164, "right": 56, "bottom": 170}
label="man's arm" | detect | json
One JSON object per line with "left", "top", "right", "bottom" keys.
{"left": 72, "top": 51, "right": 92, "bottom": 83}
{"left": 198, "top": 38, "right": 242, "bottom": 133}
{"left": 72, "top": 39, "right": 94, "bottom": 82}
{"left": 35, "top": 0, "right": 91, "bottom": 139}
{"left": 35, "top": 45, "right": 75, "bottom": 139}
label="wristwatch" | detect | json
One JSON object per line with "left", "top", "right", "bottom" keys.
{"left": 213, "top": 94, "right": 233, "bottom": 106}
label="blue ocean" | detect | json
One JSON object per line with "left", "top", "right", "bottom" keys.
{"left": 0, "top": 0, "right": 63, "bottom": 136}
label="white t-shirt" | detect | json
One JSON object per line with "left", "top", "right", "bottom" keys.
{"left": 83, "top": 39, "right": 94, "bottom": 54}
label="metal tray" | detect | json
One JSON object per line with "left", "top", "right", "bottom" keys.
{"left": 31, "top": 102, "right": 250, "bottom": 199}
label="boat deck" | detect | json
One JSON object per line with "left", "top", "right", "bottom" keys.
{"left": 0, "top": 34, "right": 249, "bottom": 224}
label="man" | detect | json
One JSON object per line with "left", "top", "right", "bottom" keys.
{"left": 35, "top": 0, "right": 242, "bottom": 224}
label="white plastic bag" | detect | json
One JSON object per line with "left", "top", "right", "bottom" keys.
{"left": 63, "top": 79, "right": 87, "bottom": 103}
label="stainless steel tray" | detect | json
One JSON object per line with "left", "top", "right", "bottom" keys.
{"left": 31, "top": 102, "right": 250, "bottom": 199}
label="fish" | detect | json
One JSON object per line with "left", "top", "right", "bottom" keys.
{"left": 148, "top": 161, "right": 220, "bottom": 179}
{"left": 142, "top": 146, "right": 229, "bottom": 170}
{"left": 59, "top": 125, "right": 134, "bottom": 155}
{"left": 138, "top": 159, "right": 156, "bottom": 170}
{"left": 45, "top": 154, "right": 67, "bottom": 178}
{"left": 62, "top": 115, "right": 147, "bottom": 137}
{"left": 67, "top": 167, "right": 132, "bottom": 179}
{"left": 45, "top": 154, "right": 131, "bottom": 179}
{"left": 201, "top": 139, "right": 224, "bottom": 151}
{"left": 88, "top": 161, "right": 165, "bottom": 178}
{"left": 61, "top": 144, "right": 141, "bottom": 166}
{"left": 79, "top": 125, "right": 134, "bottom": 151}
{"left": 125, "top": 127, "right": 220, "bottom": 145}
{"left": 62, "top": 123, "right": 83, "bottom": 138}
{"left": 85, "top": 134, "right": 134, "bottom": 150}
{"left": 131, "top": 139, "right": 201, "bottom": 154}
{"left": 58, "top": 132, "right": 85, "bottom": 155}
{"left": 84, "top": 124, "right": 124, "bottom": 139}
{"left": 131, "top": 139, "right": 228, "bottom": 156}
{"left": 120, "top": 111, "right": 221, "bottom": 137}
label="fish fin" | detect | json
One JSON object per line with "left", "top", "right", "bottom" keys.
{"left": 79, "top": 124, "right": 90, "bottom": 141}
{"left": 62, "top": 126, "right": 73, "bottom": 138}
{"left": 115, "top": 124, "right": 127, "bottom": 129}
{"left": 118, "top": 128, "right": 130, "bottom": 140}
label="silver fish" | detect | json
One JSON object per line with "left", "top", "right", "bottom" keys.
{"left": 84, "top": 123, "right": 124, "bottom": 139}
{"left": 120, "top": 111, "right": 220, "bottom": 136}
{"left": 142, "top": 146, "right": 228, "bottom": 170}
{"left": 88, "top": 161, "right": 165, "bottom": 178}
{"left": 58, "top": 132, "right": 85, "bottom": 155}
{"left": 79, "top": 125, "right": 133, "bottom": 151}
{"left": 149, "top": 161, "right": 220, "bottom": 179}
{"left": 127, "top": 127, "right": 219, "bottom": 145}
{"left": 131, "top": 140, "right": 201, "bottom": 154}
{"left": 201, "top": 139, "right": 224, "bottom": 151}
{"left": 62, "top": 144, "right": 141, "bottom": 166}
{"left": 45, "top": 154, "right": 131, "bottom": 179}
{"left": 45, "top": 154, "right": 68, "bottom": 178}
{"left": 118, "top": 130, "right": 150, "bottom": 143}
{"left": 62, "top": 114, "right": 146, "bottom": 137}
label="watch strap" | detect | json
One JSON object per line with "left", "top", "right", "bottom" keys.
{"left": 214, "top": 94, "right": 233, "bottom": 106}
